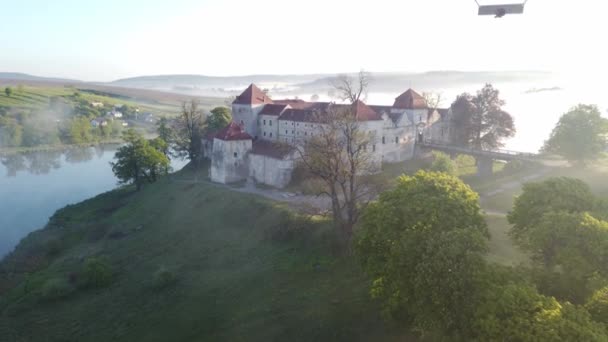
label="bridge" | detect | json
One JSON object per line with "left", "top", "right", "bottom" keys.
{"left": 419, "top": 139, "right": 539, "bottom": 177}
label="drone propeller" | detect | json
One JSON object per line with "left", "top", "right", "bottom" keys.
{"left": 475, "top": 0, "right": 528, "bottom": 17}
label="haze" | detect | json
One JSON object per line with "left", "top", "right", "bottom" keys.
{"left": 1, "top": 0, "right": 606, "bottom": 81}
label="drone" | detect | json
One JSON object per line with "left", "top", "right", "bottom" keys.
{"left": 475, "top": 0, "right": 528, "bottom": 18}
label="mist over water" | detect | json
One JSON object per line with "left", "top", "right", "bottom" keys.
{"left": 0, "top": 146, "right": 188, "bottom": 258}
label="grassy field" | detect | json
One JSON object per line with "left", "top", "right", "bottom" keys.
{"left": 0, "top": 167, "right": 416, "bottom": 342}
{"left": 0, "top": 82, "right": 225, "bottom": 115}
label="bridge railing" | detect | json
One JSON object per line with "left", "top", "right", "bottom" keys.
{"left": 421, "top": 139, "right": 537, "bottom": 159}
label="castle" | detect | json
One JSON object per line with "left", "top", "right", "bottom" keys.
{"left": 203, "top": 84, "right": 451, "bottom": 188}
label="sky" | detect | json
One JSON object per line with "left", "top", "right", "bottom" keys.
{"left": 0, "top": 0, "right": 606, "bottom": 81}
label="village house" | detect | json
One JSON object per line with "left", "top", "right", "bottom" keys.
{"left": 204, "top": 84, "right": 451, "bottom": 188}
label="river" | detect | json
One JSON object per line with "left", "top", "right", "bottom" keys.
{"left": 0, "top": 145, "right": 188, "bottom": 258}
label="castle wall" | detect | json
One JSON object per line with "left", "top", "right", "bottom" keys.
{"left": 258, "top": 114, "right": 279, "bottom": 140}
{"left": 210, "top": 138, "right": 252, "bottom": 184}
{"left": 249, "top": 153, "right": 295, "bottom": 188}
{"left": 232, "top": 104, "right": 264, "bottom": 138}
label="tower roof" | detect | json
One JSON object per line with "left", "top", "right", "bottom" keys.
{"left": 233, "top": 84, "right": 274, "bottom": 105}
{"left": 393, "top": 88, "right": 428, "bottom": 110}
{"left": 214, "top": 122, "right": 252, "bottom": 141}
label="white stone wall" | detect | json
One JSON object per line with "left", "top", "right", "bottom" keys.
{"left": 232, "top": 104, "right": 264, "bottom": 138}
{"left": 258, "top": 115, "right": 279, "bottom": 141}
{"left": 210, "top": 138, "right": 252, "bottom": 184}
{"left": 249, "top": 153, "right": 295, "bottom": 188}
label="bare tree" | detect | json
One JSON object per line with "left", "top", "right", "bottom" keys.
{"left": 423, "top": 91, "right": 443, "bottom": 111}
{"left": 296, "top": 72, "right": 380, "bottom": 244}
{"left": 330, "top": 70, "right": 371, "bottom": 103}
{"left": 173, "top": 99, "right": 204, "bottom": 162}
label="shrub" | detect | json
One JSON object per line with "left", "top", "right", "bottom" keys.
{"left": 502, "top": 160, "right": 524, "bottom": 174}
{"left": 81, "top": 257, "right": 112, "bottom": 288}
{"left": 45, "top": 238, "right": 65, "bottom": 257}
{"left": 153, "top": 266, "right": 177, "bottom": 290}
{"left": 41, "top": 278, "right": 73, "bottom": 301}
{"left": 429, "top": 151, "right": 456, "bottom": 175}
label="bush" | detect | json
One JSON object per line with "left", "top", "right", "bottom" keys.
{"left": 41, "top": 278, "right": 73, "bottom": 301}
{"left": 429, "top": 151, "right": 456, "bottom": 175}
{"left": 81, "top": 257, "right": 112, "bottom": 288}
{"left": 502, "top": 160, "right": 524, "bottom": 174}
{"left": 586, "top": 286, "right": 608, "bottom": 324}
{"left": 153, "top": 266, "right": 177, "bottom": 290}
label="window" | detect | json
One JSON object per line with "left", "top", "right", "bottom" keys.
{"left": 285, "top": 130, "right": 288, "bottom": 134}
{"left": 263, "top": 119, "right": 266, "bottom": 125}
{"left": 395, "top": 137, "right": 399, "bottom": 144}
{"left": 240, "top": 120, "right": 244, "bottom": 125}
{"left": 263, "top": 132, "right": 266, "bottom": 136}
{"left": 270, "top": 132, "right": 273, "bottom": 137}
{"left": 382, "top": 136, "right": 385, "bottom": 144}
{"left": 269, "top": 120, "right": 272, "bottom": 126}
{"left": 305, "top": 132, "right": 307, "bottom": 136}
{"left": 419, "top": 115, "right": 422, "bottom": 122}
{"left": 372, "top": 144, "right": 376, "bottom": 152}
{"left": 292, "top": 130, "right": 294, "bottom": 134}
{"left": 233, "top": 152, "right": 238, "bottom": 158}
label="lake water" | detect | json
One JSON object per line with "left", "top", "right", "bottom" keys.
{"left": 0, "top": 146, "right": 188, "bottom": 258}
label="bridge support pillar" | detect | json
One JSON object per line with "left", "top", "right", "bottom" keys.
{"left": 476, "top": 157, "right": 493, "bottom": 178}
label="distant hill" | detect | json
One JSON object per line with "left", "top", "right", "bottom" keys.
{"left": 108, "top": 71, "right": 554, "bottom": 97}
{"left": 0, "top": 72, "right": 81, "bottom": 84}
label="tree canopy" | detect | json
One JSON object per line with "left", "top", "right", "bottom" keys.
{"left": 356, "top": 171, "right": 489, "bottom": 337}
{"left": 450, "top": 84, "right": 515, "bottom": 149}
{"left": 110, "top": 129, "right": 169, "bottom": 190}
{"left": 206, "top": 106, "right": 232, "bottom": 132}
{"left": 508, "top": 177, "right": 597, "bottom": 247}
{"left": 543, "top": 104, "right": 608, "bottom": 164}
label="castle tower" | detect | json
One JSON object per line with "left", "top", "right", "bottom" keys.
{"left": 210, "top": 122, "right": 253, "bottom": 184}
{"left": 232, "top": 84, "right": 273, "bottom": 139}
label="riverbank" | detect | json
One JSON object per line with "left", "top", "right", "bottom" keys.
{"left": 0, "top": 140, "right": 122, "bottom": 157}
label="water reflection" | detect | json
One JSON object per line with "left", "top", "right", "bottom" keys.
{"left": 1, "top": 150, "right": 64, "bottom": 176}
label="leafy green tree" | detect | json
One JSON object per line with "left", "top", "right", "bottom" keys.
{"left": 156, "top": 117, "right": 173, "bottom": 156}
{"left": 429, "top": 151, "right": 456, "bottom": 175}
{"left": 508, "top": 177, "right": 596, "bottom": 248}
{"left": 67, "top": 116, "right": 93, "bottom": 144}
{"left": 110, "top": 129, "right": 169, "bottom": 190}
{"left": 0, "top": 116, "right": 23, "bottom": 147}
{"left": 356, "top": 171, "right": 489, "bottom": 337}
{"left": 543, "top": 104, "right": 608, "bottom": 164}
{"left": 450, "top": 84, "right": 515, "bottom": 149}
{"left": 4, "top": 87, "right": 12, "bottom": 97}
{"left": 206, "top": 106, "right": 232, "bottom": 132}
{"left": 586, "top": 286, "right": 608, "bottom": 324}
{"left": 473, "top": 282, "right": 608, "bottom": 341}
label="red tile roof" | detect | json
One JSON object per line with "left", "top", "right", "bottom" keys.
{"left": 352, "top": 100, "right": 382, "bottom": 121}
{"left": 214, "top": 122, "right": 252, "bottom": 141}
{"left": 259, "top": 104, "right": 288, "bottom": 116}
{"left": 393, "top": 88, "right": 428, "bottom": 110}
{"left": 277, "top": 101, "right": 382, "bottom": 123}
{"left": 251, "top": 140, "right": 295, "bottom": 159}
{"left": 233, "top": 84, "right": 274, "bottom": 105}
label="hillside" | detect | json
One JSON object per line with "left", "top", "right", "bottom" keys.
{"left": 0, "top": 83, "right": 224, "bottom": 115}
{"left": 0, "top": 72, "right": 81, "bottom": 84}
{"left": 0, "top": 167, "right": 411, "bottom": 342}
